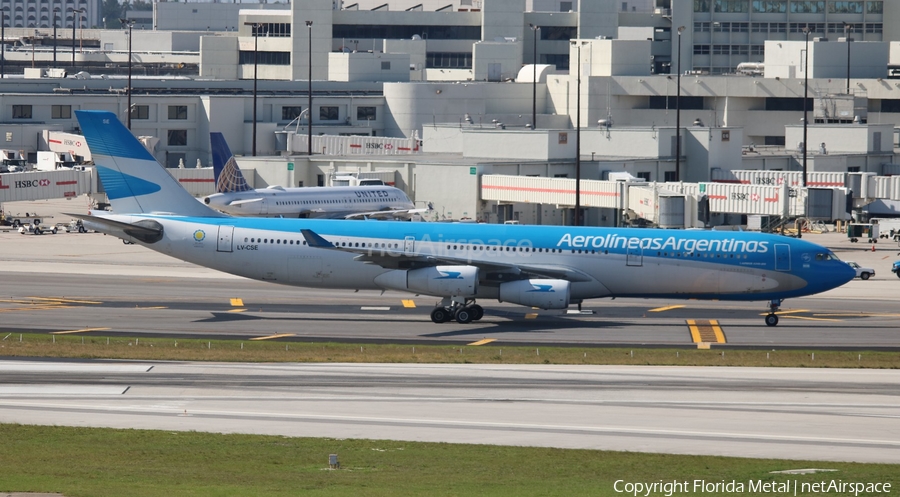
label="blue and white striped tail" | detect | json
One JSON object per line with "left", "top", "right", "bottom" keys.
{"left": 76, "top": 110, "right": 224, "bottom": 217}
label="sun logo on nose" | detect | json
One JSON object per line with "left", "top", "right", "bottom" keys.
{"left": 193, "top": 230, "right": 206, "bottom": 242}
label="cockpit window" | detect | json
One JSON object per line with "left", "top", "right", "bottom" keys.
{"left": 816, "top": 252, "right": 840, "bottom": 261}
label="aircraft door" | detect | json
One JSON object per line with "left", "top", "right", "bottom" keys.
{"left": 774, "top": 243, "right": 791, "bottom": 271}
{"left": 404, "top": 235, "right": 415, "bottom": 253}
{"left": 217, "top": 225, "right": 234, "bottom": 252}
{"left": 626, "top": 245, "right": 643, "bottom": 266}
{"left": 260, "top": 198, "right": 268, "bottom": 216}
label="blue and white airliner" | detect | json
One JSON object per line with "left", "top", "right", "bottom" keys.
{"left": 73, "top": 110, "right": 855, "bottom": 327}
{"left": 202, "top": 132, "right": 424, "bottom": 220}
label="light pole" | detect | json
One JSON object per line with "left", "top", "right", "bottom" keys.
{"left": 244, "top": 22, "right": 261, "bottom": 156}
{"left": 802, "top": 25, "right": 810, "bottom": 188}
{"left": 675, "top": 26, "right": 685, "bottom": 182}
{"left": 571, "top": 40, "right": 587, "bottom": 227}
{"left": 53, "top": 8, "right": 59, "bottom": 66}
{"left": 843, "top": 22, "right": 852, "bottom": 95}
{"left": 1, "top": 9, "right": 5, "bottom": 79}
{"left": 529, "top": 23, "right": 539, "bottom": 130}
{"left": 71, "top": 8, "right": 85, "bottom": 71}
{"left": 306, "top": 20, "right": 313, "bottom": 156}
{"left": 120, "top": 18, "right": 135, "bottom": 130}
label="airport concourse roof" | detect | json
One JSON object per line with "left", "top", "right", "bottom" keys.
{"left": 306, "top": 152, "right": 666, "bottom": 165}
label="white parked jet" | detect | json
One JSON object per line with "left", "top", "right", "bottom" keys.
{"left": 72, "top": 111, "right": 855, "bottom": 327}
{"left": 203, "top": 132, "right": 424, "bottom": 220}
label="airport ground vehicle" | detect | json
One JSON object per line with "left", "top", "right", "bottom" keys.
{"left": 892, "top": 261, "right": 900, "bottom": 278}
{"left": 5, "top": 215, "right": 41, "bottom": 228}
{"left": 64, "top": 219, "right": 89, "bottom": 233}
{"left": 846, "top": 261, "right": 875, "bottom": 280}
{"left": 847, "top": 223, "right": 878, "bottom": 243}
{"left": 18, "top": 219, "right": 58, "bottom": 235}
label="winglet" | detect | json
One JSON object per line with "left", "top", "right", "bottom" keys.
{"left": 300, "top": 229, "right": 335, "bottom": 249}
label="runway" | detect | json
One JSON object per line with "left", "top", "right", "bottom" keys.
{"left": 1, "top": 359, "right": 899, "bottom": 463}
{"left": 2, "top": 229, "right": 900, "bottom": 348}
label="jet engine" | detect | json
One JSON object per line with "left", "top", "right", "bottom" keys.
{"left": 374, "top": 265, "right": 479, "bottom": 297}
{"left": 498, "top": 279, "right": 570, "bottom": 309}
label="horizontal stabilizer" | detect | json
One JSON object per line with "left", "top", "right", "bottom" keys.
{"left": 228, "top": 198, "right": 264, "bottom": 207}
{"left": 65, "top": 212, "right": 164, "bottom": 244}
{"left": 344, "top": 208, "right": 430, "bottom": 220}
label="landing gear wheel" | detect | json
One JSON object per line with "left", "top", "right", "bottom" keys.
{"left": 469, "top": 304, "right": 484, "bottom": 321}
{"left": 431, "top": 307, "right": 450, "bottom": 324}
{"left": 455, "top": 307, "right": 473, "bottom": 324}
{"left": 765, "top": 314, "right": 779, "bottom": 327}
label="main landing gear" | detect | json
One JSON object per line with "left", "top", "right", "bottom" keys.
{"left": 765, "top": 299, "right": 782, "bottom": 327}
{"left": 430, "top": 297, "right": 484, "bottom": 324}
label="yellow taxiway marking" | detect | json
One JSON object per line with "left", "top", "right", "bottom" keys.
{"left": 249, "top": 333, "right": 296, "bottom": 341}
{"left": 687, "top": 319, "right": 726, "bottom": 344}
{"left": 51, "top": 327, "right": 111, "bottom": 335}
{"left": 29, "top": 297, "right": 102, "bottom": 305}
{"left": 780, "top": 315, "right": 843, "bottom": 322}
{"left": 696, "top": 342, "right": 711, "bottom": 350}
{"left": 468, "top": 338, "right": 497, "bottom": 346}
{"left": 0, "top": 305, "right": 74, "bottom": 313}
{"left": 814, "top": 313, "right": 900, "bottom": 318}
{"left": 758, "top": 309, "right": 809, "bottom": 316}
{"left": 649, "top": 305, "right": 686, "bottom": 312}
{"left": 230, "top": 298, "right": 244, "bottom": 307}
{"left": 136, "top": 306, "right": 167, "bottom": 310}
{"left": 401, "top": 299, "right": 416, "bottom": 308}
{"left": 525, "top": 313, "right": 539, "bottom": 319}
{"left": 227, "top": 308, "right": 247, "bottom": 313}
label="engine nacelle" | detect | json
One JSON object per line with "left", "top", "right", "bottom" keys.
{"left": 374, "top": 265, "right": 479, "bottom": 297}
{"left": 499, "top": 279, "right": 570, "bottom": 310}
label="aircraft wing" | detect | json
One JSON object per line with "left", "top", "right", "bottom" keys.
{"left": 343, "top": 208, "right": 429, "bottom": 220}
{"left": 300, "top": 229, "right": 594, "bottom": 283}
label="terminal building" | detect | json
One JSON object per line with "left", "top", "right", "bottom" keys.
{"left": 0, "top": 0, "right": 899, "bottom": 227}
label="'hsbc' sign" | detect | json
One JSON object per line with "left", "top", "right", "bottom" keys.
{"left": 15, "top": 179, "right": 51, "bottom": 188}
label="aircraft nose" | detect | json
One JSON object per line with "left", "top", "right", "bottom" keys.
{"left": 833, "top": 262, "right": 857, "bottom": 286}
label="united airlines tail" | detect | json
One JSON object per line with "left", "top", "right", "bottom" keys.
{"left": 210, "top": 132, "right": 252, "bottom": 194}
{"left": 76, "top": 110, "right": 225, "bottom": 217}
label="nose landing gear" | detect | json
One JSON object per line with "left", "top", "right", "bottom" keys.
{"left": 765, "top": 299, "right": 782, "bottom": 327}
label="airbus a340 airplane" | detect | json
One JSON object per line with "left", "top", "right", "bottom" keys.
{"left": 73, "top": 110, "right": 855, "bottom": 327}
{"left": 203, "top": 132, "right": 424, "bottom": 220}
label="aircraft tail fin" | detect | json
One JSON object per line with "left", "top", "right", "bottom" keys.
{"left": 75, "top": 110, "right": 225, "bottom": 217}
{"left": 210, "top": 132, "right": 252, "bottom": 194}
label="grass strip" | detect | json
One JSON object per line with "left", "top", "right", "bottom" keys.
{"left": 0, "top": 333, "right": 898, "bottom": 367}
{"left": 0, "top": 424, "right": 897, "bottom": 497}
